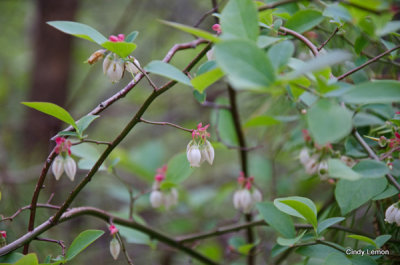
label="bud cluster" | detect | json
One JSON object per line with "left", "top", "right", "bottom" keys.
{"left": 0, "top": 231, "right": 6, "bottom": 247}
{"left": 186, "top": 123, "right": 214, "bottom": 167}
{"left": 385, "top": 202, "right": 400, "bottom": 226}
{"left": 233, "top": 173, "right": 262, "bottom": 214}
{"left": 149, "top": 165, "right": 179, "bottom": 210}
{"left": 299, "top": 130, "right": 355, "bottom": 180}
{"left": 86, "top": 34, "right": 141, "bottom": 83}
{"left": 52, "top": 137, "right": 77, "bottom": 181}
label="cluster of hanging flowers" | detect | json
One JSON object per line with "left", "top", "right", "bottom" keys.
{"left": 385, "top": 201, "right": 400, "bottom": 226}
{"left": 299, "top": 130, "right": 355, "bottom": 180}
{"left": 233, "top": 173, "right": 262, "bottom": 214}
{"left": 149, "top": 165, "right": 179, "bottom": 210}
{"left": 86, "top": 34, "right": 140, "bottom": 83}
{"left": 108, "top": 224, "right": 120, "bottom": 260}
{"left": 186, "top": 123, "right": 215, "bottom": 167}
{"left": 0, "top": 231, "right": 6, "bottom": 248}
{"left": 52, "top": 137, "right": 76, "bottom": 181}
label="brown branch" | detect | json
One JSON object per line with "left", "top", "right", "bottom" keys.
{"left": 279, "top": 26, "right": 319, "bottom": 56}
{"left": 140, "top": 118, "right": 194, "bottom": 133}
{"left": 23, "top": 38, "right": 208, "bottom": 254}
{"left": 35, "top": 237, "right": 66, "bottom": 257}
{"left": 72, "top": 139, "right": 112, "bottom": 146}
{"left": 353, "top": 131, "right": 400, "bottom": 192}
{"left": 258, "top": 0, "right": 298, "bottom": 11}
{"left": 318, "top": 27, "right": 339, "bottom": 51}
{"left": 116, "top": 232, "right": 134, "bottom": 265}
{"left": 1, "top": 203, "right": 60, "bottom": 223}
{"left": 337, "top": 45, "right": 400, "bottom": 80}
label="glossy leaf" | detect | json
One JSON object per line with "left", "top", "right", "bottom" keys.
{"left": 220, "top": 0, "right": 259, "bottom": 41}
{"left": 101, "top": 41, "right": 137, "bottom": 58}
{"left": 352, "top": 160, "right": 389, "bottom": 178}
{"left": 285, "top": 10, "right": 324, "bottom": 33}
{"left": 191, "top": 67, "right": 224, "bottom": 93}
{"left": 306, "top": 99, "right": 353, "bottom": 145}
{"left": 375, "top": 234, "right": 391, "bottom": 248}
{"left": 214, "top": 40, "right": 275, "bottom": 91}
{"left": 317, "top": 217, "right": 345, "bottom": 234}
{"left": 279, "top": 199, "right": 318, "bottom": 229}
{"left": 348, "top": 234, "right": 377, "bottom": 248}
{"left": 268, "top": 41, "right": 295, "bottom": 71}
{"left": 341, "top": 80, "right": 400, "bottom": 104}
{"left": 274, "top": 196, "right": 317, "bottom": 220}
{"left": 324, "top": 253, "right": 352, "bottom": 265}
{"left": 335, "top": 178, "right": 387, "bottom": 215}
{"left": 165, "top": 153, "right": 194, "bottom": 183}
{"left": 66, "top": 230, "right": 104, "bottom": 261}
{"left": 244, "top": 115, "right": 280, "bottom": 128}
{"left": 76, "top": 115, "right": 99, "bottom": 135}
{"left": 277, "top": 230, "right": 306, "bottom": 247}
{"left": 125, "top": 31, "right": 139, "bottom": 42}
{"left": 327, "top": 159, "right": 361, "bottom": 180}
{"left": 161, "top": 20, "right": 220, "bottom": 43}
{"left": 14, "top": 254, "right": 38, "bottom": 265}
{"left": 256, "top": 202, "right": 296, "bottom": 238}
{"left": 22, "top": 102, "right": 78, "bottom": 131}
{"left": 144, "top": 60, "right": 191, "bottom": 86}
{"left": 47, "top": 21, "right": 107, "bottom": 44}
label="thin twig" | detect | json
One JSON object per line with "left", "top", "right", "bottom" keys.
{"left": 337, "top": 45, "right": 400, "bottom": 80}
{"left": 131, "top": 58, "right": 159, "bottom": 91}
{"left": 354, "top": 130, "right": 400, "bottom": 192}
{"left": 193, "top": 7, "right": 218, "bottom": 28}
{"left": 116, "top": 232, "right": 134, "bottom": 265}
{"left": 35, "top": 237, "right": 66, "bottom": 256}
{"left": 318, "top": 27, "right": 339, "bottom": 51}
{"left": 72, "top": 139, "right": 112, "bottom": 146}
{"left": 140, "top": 118, "right": 194, "bottom": 133}
{"left": 279, "top": 26, "right": 319, "bottom": 56}
{"left": 1, "top": 204, "right": 60, "bottom": 223}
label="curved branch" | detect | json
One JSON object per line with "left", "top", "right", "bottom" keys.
{"left": 140, "top": 118, "right": 193, "bottom": 133}
{"left": 279, "top": 26, "right": 319, "bottom": 56}
{"left": 0, "top": 206, "right": 219, "bottom": 265}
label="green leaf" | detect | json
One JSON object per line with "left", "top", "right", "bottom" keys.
{"left": 47, "top": 21, "right": 107, "bottom": 44}
{"left": 306, "top": 99, "right": 353, "bottom": 145}
{"left": 57, "top": 131, "right": 80, "bottom": 138}
{"left": 191, "top": 67, "right": 224, "bottom": 93}
{"left": 341, "top": 80, "right": 400, "bottom": 104}
{"left": 323, "top": 4, "right": 352, "bottom": 22}
{"left": 214, "top": 40, "right": 275, "bottom": 91}
{"left": 125, "top": 31, "right": 139, "bottom": 43}
{"left": 324, "top": 253, "right": 352, "bottom": 265}
{"left": 220, "top": 0, "right": 259, "bottom": 41}
{"left": 165, "top": 152, "right": 194, "bottom": 183}
{"left": 335, "top": 178, "right": 387, "bottom": 215}
{"left": 377, "top": 21, "right": 400, "bottom": 36}
{"left": 101, "top": 41, "right": 137, "bottom": 58}
{"left": 327, "top": 159, "right": 361, "bottom": 180}
{"left": 161, "top": 20, "right": 220, "bottom": 43}
{"left": 22, "top": 102, "right": 78, "bottom": 131}
{"left": 268, "top": 41, "right": 295, "bottom": 71}
{"left": 317, "top": 217, "right": 345, "bottom": 234}
{"left": 193, "top": 90, "right": 206, "bottom": 104}
{"left": 348, "top": 255, "right": 379, "bottom": 265}
{"left": 277, "top": 230, "right": 307, "bottom": 246}
{"left": 76, "top": 115, "right": 99, "bottom": 135}
{"left": 244, "top": 115, "right": 280, "bottom": 128}
{"left": 284, "top": 50, "right": 351, "bottom": 80}
{"left": 212, "top": 98, "right": 238, "bottom": 145}
{"left": 14, "top": 254, "right": 38, "bottom": 265}
{"left": 373, "top": 185, "right": 398, "bottom": 200}
{"left": 375, "top": 234, "right": 391, "bottom": 248}
{"left": 257, "top": 36, "right": 282, "bottom": 48}
{"left": 296, "top": 244, "right": 344, "bottom": 259}
{"left": 0, "top": 252, "right": 24, "bottom": 263}
{"left": 274, "top": 196, "right": 317, "bottom": 220}
{"left": 352, "top": 160, "right": 389, "bottom": 178}
{"left": 279, "top": 199, "right": 318, "bottom": 229}
{"left": 347, "top": 235, "right": 377, "bottom": 248}
{"left": 285, "top": 10, "right": 324, "bottom": 33}
{"left": 144, "top": 60, "right": 191, "bottom": 86}
{"left": 256, "top": 202, "right": 296, "bottom": 238}
{"left": 66, "top": 230, "right": 104, "bottom": 261}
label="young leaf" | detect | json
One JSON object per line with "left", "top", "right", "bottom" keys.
{"left": 244, "top": 115, "right": 280, "bottom": 128}
{"left": 274, "top": 196, "right": 317, "bottom": 220}
{"left": 220, "top": 0, "right": 259, "bottom": 41}
{"left": 66, "top": 230, "right": 104, "bottom": 261}
{"left": 306, "top": 99, "right": 353, "bottom": 145}
{"left": 47, "top": 21, "right": 107, "bottom": 44}
{"left": 14, "top": 253, "right": 39, "bottom": 265}
{"left": 161, "top": 20, "right": 220, "bottom": 43}
{"left": 352, "top": 160, "right": 389, "bottom": 178}
{"left": 279, "top": 199, "right": 318, "bottom": 229}
{"left": 285, "top": 10, "right": 324, "bottom": 34}
{"left": 101, "top": 41, "right": 137, "bottom": 58}
{"left": 267, "top": 41, "right": 295, "bottom": 71}
{"left": 22, "top": 102, "right": 78, "bottom": 131}
{"left": 144, "top": 60, "right": 191, "bottom": 86}
{"left": 214, "top": 39, "right": 275, "bottom": 91}
{"left": 125, "top": 31, "right": 139, "bottom": 43}
{"left": 191, "top": 67, "right": 224, "bottom": 93}
{"left": 256, "top": 202, "right": 296, "bottom": 238}
{"left": 347, "top": 235, "right": 377, "bottom": 248}
{"left": 327, "top": 159, "right": 361, "bottom": 181}
{"left": 76, "top": 115, "right": 100, "bottom": 135}
{"left": 165, "top": 153, "right": 194, "bottom": 183}
{"left": 317, "top": 217, "right": 345, "bottom": 234}
{"left": 341, "top": 80, "right": 400, "bottom": 104}
{"left": 277, "top": 230, "right": 307, "bottom": 247}
{"left": 375, "top": 235, "right": 391, "bottom": 248}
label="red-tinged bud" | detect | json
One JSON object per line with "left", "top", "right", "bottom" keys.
{"left": 109, "top": 237, "right": 121, "bottom": 260}
{"left": 212, "top": 24, "right": 222, "bottom": 34}
{"left": 109, "top": 225, "right": 119, "bottom": 236}
{"left": 0, "top": 231, "right": 6, "bottom": 238}
{"left": 302, "top": 129, "right": 311, "bottom": 142}
{"left": 301, "top": 109, "right": 307, "bottom": 115}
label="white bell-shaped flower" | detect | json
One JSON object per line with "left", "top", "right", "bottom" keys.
{"left": 64, "top": 156, "right": 77, "bottom": 181}
{"left": 252, "top": 188, "right": 262, "bottom": 203}
{"left": 233, "top": 189, "right": 253, "bottom": 214}
{"left": 150, "top": 190, "right": 164, "bottom": 208}
{"left": 317, "top": 160, "right": 329, "bottom": 179}
{"left": 201, "top": 140, "right": 215, "bottom": 165}
{"left": 109, "top": 237, "right": 120, "bottom": 260}
{"left": 125, "top": 57, "right": 141, "bottom": 75}
{"left": 385, "top": 203, "right": 400, "bottom": 225}
{"left": 299, "top": 148, "right": 310, "bottom": 165}
{"left": 187, "top": 144, "right": 201, "bottom": 167}
{"left": 52, "top": 155, "right": 64, "bottom": 181}
{"left": 103, "top": 54, "right": 124, "bottom": 83}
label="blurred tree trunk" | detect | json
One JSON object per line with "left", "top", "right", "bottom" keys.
{"left": 24, "top": 0, "right": 78, "bottom": 154}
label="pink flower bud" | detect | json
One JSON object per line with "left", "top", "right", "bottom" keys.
{"left": 109, "top": 237, "right": 121, "bottom": 260}
{"left": 0, "top": 231, "right": 6, "bottom": 238}
{"left": 109, "top": 35, "right": 120, "bottom": 42}
{"left": 117, "top": 34, "right": 125, "bottom": 41}
{"left": 52, "top": 155, "right": 64, "bottom": 181}
{"left": 109, "top": 225, "right": 119, "bottom": 236}
{"left": 212, "top": 24, "right": 222, "bottom": 34}
{"left": 64, "top": 156, "right": 77, "bottom": 181}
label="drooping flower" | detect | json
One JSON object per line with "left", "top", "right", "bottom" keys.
{"left": 125, "top": 56, "right": 141, "bottom": 75}
{"left": 186, "top": 123, "right": 214, "bottom": 167}
{"left": 52, "top": 137, "right": 76, "bottom": 181}
{"left": 103, "top": 54, "right": 125, "bottom": 83}
{"left": 0, "top": 231, "right": 6, "bottom": 247}
{"left": 187, "top": 143, "right": 201, "bottom": 167}
{"left": 150, "top": 165, "right": 179, "bottom": 210}
{"left": 109, "top": 237, "right": 121, "bottom": 260}
{"left": 233, "top": 174, "right": 262, "bottom": 213}
{"left": 385, "top": 202, "right": 400, "bottom": 226}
